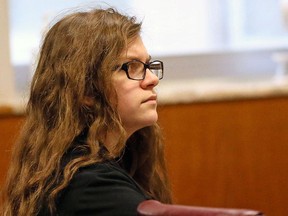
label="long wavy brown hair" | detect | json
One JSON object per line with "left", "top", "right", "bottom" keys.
{"left": 0, "top": 8, "right": 172, "bottom": 216}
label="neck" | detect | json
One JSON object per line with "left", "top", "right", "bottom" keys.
{"left": 104, "top": 131, "right": 120, "bottom": 153}
{"left": 104, "top": 126, "right": 137, "bottom": 156}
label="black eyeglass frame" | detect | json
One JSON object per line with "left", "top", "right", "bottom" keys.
{"left": 120, "top": 59, "right": 164, "bottom": 81}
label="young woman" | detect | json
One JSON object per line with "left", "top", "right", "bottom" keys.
{"left": 1, "top": 7, "right": 172, "bottom": 216}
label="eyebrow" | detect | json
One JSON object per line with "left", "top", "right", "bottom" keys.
{"left": 124, "top": 55, "right": 152, "bottom": 63}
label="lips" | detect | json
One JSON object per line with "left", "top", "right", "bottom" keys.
{"left": 142, "top": 95, "right": 157, "bottom": 103}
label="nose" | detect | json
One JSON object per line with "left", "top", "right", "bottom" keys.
{"left": 141, "top": 68, "right": 159, "bottom": 88}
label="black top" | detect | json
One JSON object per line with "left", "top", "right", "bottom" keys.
{"left": 38, "top": 160, "right": 149, "bottom": 216}
{"left": 54, "top": 160, "right": 149, "bottom": 216}
{"left": 38, "top": 130, "right": 149, "bottom": 215}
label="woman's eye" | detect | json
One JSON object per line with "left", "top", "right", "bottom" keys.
{"left": 128, "top": 62, "right": 141, "bottom": 71}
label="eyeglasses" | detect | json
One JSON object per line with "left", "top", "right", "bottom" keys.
{"left": 120, "top": 60, "right": 164, "bottom": 80}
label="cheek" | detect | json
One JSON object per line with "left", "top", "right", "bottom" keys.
{"left": 117, "top": 85, "right": 140, "bottom": 112}
{"left": 113, "top": 79, "right": 140, "bottom": 112}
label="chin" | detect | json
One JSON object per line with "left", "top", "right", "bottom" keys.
{"left": 142, "top": 113, "right": 158, "bottom": 127}
{"left": 125, "top": 111, "right": 158, "bottom": 134}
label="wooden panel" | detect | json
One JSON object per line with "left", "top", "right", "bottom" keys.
{"left": 1, "top": 96, "right": 288, "bottom": 216}
{"left": 158, "top": 97, "right": 288, "bottom": 216}
{"left": 0, "top": 115, "right": 24, "bottom": 186}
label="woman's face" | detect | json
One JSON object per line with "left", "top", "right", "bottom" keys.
{"left": 112, "top": 36, "right": 160, "bottom": 137}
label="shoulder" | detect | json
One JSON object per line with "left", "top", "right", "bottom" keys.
{"left": 57, "top": 161, "right": 149, "bottom": 216}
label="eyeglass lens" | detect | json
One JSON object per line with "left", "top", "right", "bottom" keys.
{"left": 127, "top": 61, "right": 163, "bottom": 80}
{"left": 149, "top": 61, "right": 163, "bottom": 79}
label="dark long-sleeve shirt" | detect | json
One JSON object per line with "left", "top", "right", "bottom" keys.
{"left": 54, "top": 160, "right": 149, "bottom": 216}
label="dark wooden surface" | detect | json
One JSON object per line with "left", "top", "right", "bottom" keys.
{"left": 158, "top": 97, "right": 288, "bottom": 216}
{"left": 0, "top": 114, "right": 24, "bottom": 186}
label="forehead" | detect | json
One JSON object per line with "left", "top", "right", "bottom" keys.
{"left": 121, "top": 36, "right": 150, "bottom": 61}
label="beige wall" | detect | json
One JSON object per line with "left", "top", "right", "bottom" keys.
{"left": 0, "top": 0, "right": 16, "bottom": 105}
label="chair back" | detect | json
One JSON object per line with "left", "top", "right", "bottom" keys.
{"left": 137, "top": 200, "right": 264, "bottom": 216}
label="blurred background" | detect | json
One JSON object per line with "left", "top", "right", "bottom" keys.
{"left": 2, "top": 0, "right": 288, "bottom": 101}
